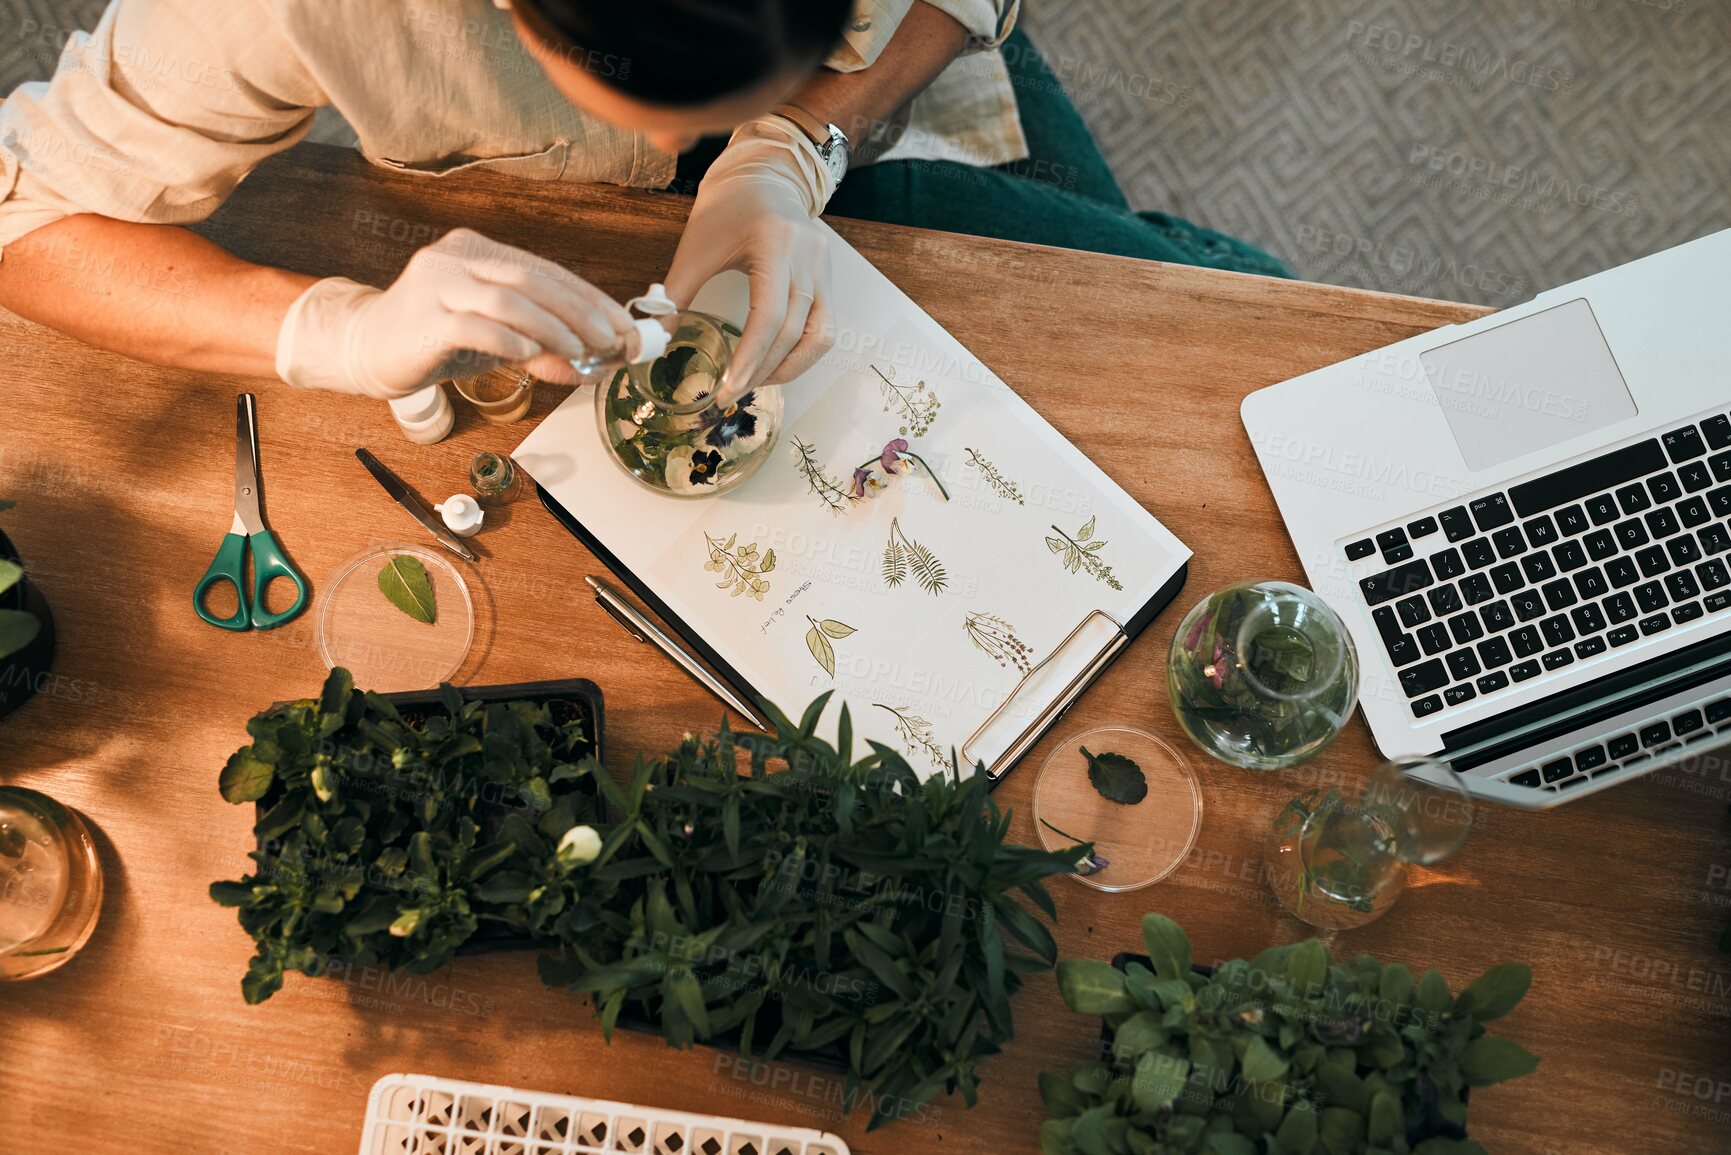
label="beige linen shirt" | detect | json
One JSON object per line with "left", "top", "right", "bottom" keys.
{"left": 0, "top": 0, "right": 1026, "bottom": 256}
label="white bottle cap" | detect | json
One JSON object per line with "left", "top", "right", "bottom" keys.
{"left": 630, "top": 317, "right": 670, "bottom": 364}
{"left": 389, "top": 384, "right": 444, "bottom": 424}
{"left": 627, "top": 283, "right": 678, "bottom": 317}
{"left": 434, "top": 494, "right": 485, "bottom": 537}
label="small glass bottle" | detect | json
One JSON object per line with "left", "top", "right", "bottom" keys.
{"left": 570, "top": 283, "right": 676, "bottom": 378}
{"left": 470, "top": 451, "right": 523, "bottom": 507}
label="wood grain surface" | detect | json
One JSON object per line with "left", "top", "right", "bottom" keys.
{"left": 3, "top": 144, "right": 1727, "bottom": 1154}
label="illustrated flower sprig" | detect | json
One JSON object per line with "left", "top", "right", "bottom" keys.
{"left": 882, "top": 517, "right": 947, "bottom": 596}
{"left": 851, "top": 438, "right": 949, "bottom": 502}
{"left": 791, "top": 436, "right": 853, "bottom": 513}
{"left": 703, "top": 532, "right": 774, "bottom": 600}
{"left": 871, "top": 364, "right": 941, "bottom": 437}
{"left": 964, "top": 612, "right": 1034, "bottom": 674}
{"left": 1046, "top": 515, "right": 1123, "bottom": 591}
{"left": 963, "top": 447, "right": 1025, "bottom": 505}
{"left": 874, "top": 703, "right": 948, "bottom": 771}
{"left": 803, "top": 616, "right": 857, "bottom": 677}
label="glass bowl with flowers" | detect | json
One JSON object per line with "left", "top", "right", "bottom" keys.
{"left": 595, "top": 310, "right": 782, "bottom": 497}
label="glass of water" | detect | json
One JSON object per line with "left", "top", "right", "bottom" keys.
{"left": 0, "top": 786, "right": 103, "bottom": 980}
{"left": 1266, "top": 758, "right": 1473, "bottom": 930}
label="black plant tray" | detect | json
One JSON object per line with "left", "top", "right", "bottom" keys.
{"left": 252, "top": 677, "right": 605, "bottom": 956}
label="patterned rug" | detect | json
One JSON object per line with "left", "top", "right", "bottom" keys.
{"left": 5, "top": 0, "right": 1727, "bottom": 305}
{"left": 1022, "top": 0, "right": 1731, "bottom": 304}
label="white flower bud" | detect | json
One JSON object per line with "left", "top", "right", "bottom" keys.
{"left": 557, "top": 824, "right": 602, "bottom": 866}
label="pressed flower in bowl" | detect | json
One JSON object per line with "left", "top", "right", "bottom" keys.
{"left": 595, "top": 310, "right": 783, "bottom": 498}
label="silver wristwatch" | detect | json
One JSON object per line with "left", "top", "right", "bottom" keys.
{"left": 771, "top": 103, "right": 850, "bottom": 188}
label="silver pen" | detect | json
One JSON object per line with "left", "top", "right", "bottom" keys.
{"left": 584, "top": 575, "right": 768, "bottom": 731}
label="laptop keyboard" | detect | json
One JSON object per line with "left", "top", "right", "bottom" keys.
{"left": 1347, "top": 411, "right": 1731, "bottom": 719}
{"left": 1503, "top": 691, "right": 1731, "bottom": 793}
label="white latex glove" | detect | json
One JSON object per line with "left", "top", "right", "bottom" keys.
{"left": 276, "top": 228, "right": 634, "bottom": 397}
{"left": 663, "top": 117, "right": 838, "bottom": 407}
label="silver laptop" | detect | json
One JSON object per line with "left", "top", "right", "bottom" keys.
{"left": 1242, "top": 228, "right": 1731, "bottom": 808}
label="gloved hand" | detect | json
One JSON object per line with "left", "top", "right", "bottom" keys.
{"left": 276, "top": 228, "right": 634, "bottom": 397}
{"left": 663, "top": 117, "right": 838, "bottom": 408}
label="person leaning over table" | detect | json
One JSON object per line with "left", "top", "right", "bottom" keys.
{"left": 0, "top": 0, "right": 1289, "bottom": 408}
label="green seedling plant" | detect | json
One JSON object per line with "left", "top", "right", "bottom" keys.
{"left": 0, "top": 500, "right": 41, "bottom": 660}
{"left": 1043, "top": 914, "right": 1538, "bottom": 1155}
{"left": 534, "top": 693, "right": 1083, "bottom": 1130}
{"left": 210, "top": 677, "right": 1084, "bottom": 1131}
{"left": 210, "top": 667, "right": 599, "bottom": 1003}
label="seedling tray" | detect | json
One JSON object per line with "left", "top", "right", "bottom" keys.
{"left": 360, "top": 1071, "right": 849, "bottom": 1155}
{"left": 253, "top": 677, "right": 605, "bottom": 956}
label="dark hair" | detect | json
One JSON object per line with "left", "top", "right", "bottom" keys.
{"left": 514, "top": 0, "right": 853, "bottom": 107}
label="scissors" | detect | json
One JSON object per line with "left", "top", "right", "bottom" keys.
{"left": 194, "top": 393, "right": 309, "bottom": 630}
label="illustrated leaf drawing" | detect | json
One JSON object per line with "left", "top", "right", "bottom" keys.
{"left": 791, "top": 436, "right": 855, "bottom": 513}
{"left": 963, "top": 612, "right": 1034, "bottom": 674}
{"left": 377, "top": 554, "right": 437, "bottom": 624}
{"left": 884, "top": 518, "right": 946, "bottom": 596}
{"left": 1047, "top": 519, "right": 1124, "bottom": 591}
{"left": 803, "top": 618, "right": 856, "bottom": 678}
{"left": 883, "top": 536, "right": 908, "bottom": 587}
{"left": 806, "top": 625, "right": 836, "bottom": 677}
{"left": 703, "top": 532, "right": 772, "bottom": 601}
{"left": 962, "top": 448, "right": 1025, "bottom": 505}
{"left": 909, "top": 542, "right": 947, "bottom": 595}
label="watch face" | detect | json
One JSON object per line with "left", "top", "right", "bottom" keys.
{"left": 821, "top": 138, "right": 849, "bottom": 184}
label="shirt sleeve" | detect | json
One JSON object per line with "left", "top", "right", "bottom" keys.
{"left": 826, "top": 0, "right": 1020, "bottom": 72}
{"left": 0, "top": 0, "right": 326, "bottom": 256}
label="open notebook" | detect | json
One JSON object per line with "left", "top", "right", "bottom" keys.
{"left": 514, "top": 228, "right": 1189, "bottom": 781}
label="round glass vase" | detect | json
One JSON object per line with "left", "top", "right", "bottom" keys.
{"left": 594, "top": 311, "right": 782, "bottom": 498}
{"left": 1167, "top": 581, "right": 1359, "bottom": 771}
{"left": 0, "top": 785, "right": 103, "bottom": 980}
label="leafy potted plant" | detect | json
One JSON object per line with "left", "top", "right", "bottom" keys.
{"left": 210, "top": 667, "right": 605, "bottom": 1003}
{"left": 1043, "top": 914, "right": 1538, "bottom": 1155}
{"left": 0, "top": 500, "right": 56, "bottom": 719}
{"left": 522, "top": 694, "right": 1084, "bottom": 1130}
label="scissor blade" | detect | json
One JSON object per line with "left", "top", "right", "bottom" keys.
{"left": 233, "top": 393, "right": 265, "bottom": 534}
{"left": 355, "top": 448, "right": 478, "bottom": 562}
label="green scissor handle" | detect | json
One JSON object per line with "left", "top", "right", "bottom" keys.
{"left": 193, "top": 531, "right": 308, "bottom": 630}
{"left": 194, "top": 532, "right": 251, "bottom": 631}
{"left": 246, "top": 529, "right": 308, "bottom": 630}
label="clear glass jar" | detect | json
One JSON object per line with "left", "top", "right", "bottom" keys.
{"left": 0, "top": 786, "right": 103, "bottom": 980}
{"left": 594, "top": 311, "right": 782, "bottom": 498}
{"left": 1265, "top": 757, "right": 1472, "bottom": 929}
{"left": 470, "top": 451, "right": 523, "bottom": 507}
{"left": 1167, "top": 581, "right": 1358, "bottom": 771}
{"left": 452, "top": 363, "right": 535, "bottom": 425}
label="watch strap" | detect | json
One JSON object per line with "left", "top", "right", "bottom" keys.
{"left": 770, "top": 103, "right": 835, "bottom": 149}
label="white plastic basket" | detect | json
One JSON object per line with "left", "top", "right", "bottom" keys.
{"left": 359, "top": 1072, "right": 851, "bottom": 1155}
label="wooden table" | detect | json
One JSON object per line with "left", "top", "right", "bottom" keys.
{"left": 5, "top": 144, "right": 1728, "bottom": 1154}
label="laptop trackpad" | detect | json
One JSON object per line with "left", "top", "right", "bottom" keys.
{"left": 1421, "top": 298, "right": 1636, "bottom": 472}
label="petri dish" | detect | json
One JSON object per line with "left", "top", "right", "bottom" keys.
{"left": 317, "top": 544, "right": 475, "bottom": 692}
{"left": 1033, "top": 724, "right": 1203, "bottom": 893}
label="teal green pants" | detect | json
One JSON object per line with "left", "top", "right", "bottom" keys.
{"left": 824, "top": 30, "right": 1290, "bottom": 277}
